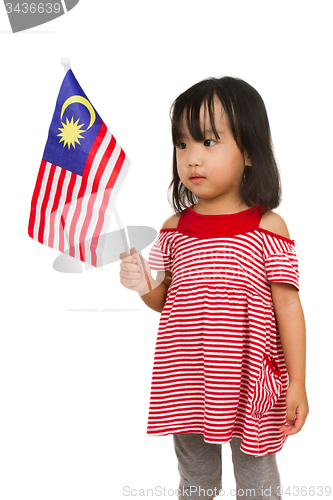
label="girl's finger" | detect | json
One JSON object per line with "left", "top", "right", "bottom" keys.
{"left": 279, "top": 412, "right": 306, "bottom": 435}
{"left": 119, "top": 252, "right": 138, "bottom": 265}
{"left": 120, "top": 261, "right": 141, "bottom": 273}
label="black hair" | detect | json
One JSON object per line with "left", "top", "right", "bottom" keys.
{"left": 168, "top": 76, "right": 281, "bottom": 215}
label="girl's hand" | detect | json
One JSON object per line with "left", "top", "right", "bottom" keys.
{"left": 119, "top": 247, "right": 153, "bottom": 295}
{"left": 279, "top": 381, "right": 309, "bottom": 435}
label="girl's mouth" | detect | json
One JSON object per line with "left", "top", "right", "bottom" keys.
{"left": 190, "top": 177, "right": 206, "bottom": 183}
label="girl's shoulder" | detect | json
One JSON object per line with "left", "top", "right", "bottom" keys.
{"left": 162, "top": 213, "right": 181, "bottom": 230}
{"left": 259, "top": 210, "right": 290, "bottom": 239}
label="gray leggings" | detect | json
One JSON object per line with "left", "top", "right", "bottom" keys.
{"left": 173, "top": 433, "right": 282, "bottom": 500}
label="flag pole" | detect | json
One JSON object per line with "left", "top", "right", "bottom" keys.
{"left": 109, "top": 190, "right": 130, "bottom": 254}
{"left": 109, "top": 191, "right": 152, "bottom": 292}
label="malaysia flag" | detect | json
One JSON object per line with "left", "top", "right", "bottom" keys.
{"left": 28, "top": 68, "right": 130, "bottom": 267}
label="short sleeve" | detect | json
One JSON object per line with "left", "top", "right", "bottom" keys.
{"left": 148, "top": 230, "right": 174, "bottom": 271}
{"left": 262, "top": 232, "right": 300, "bottom": 291}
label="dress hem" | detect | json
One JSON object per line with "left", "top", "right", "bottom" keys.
{"left": 146, "top": 430, "right": 289, "bottom": 457}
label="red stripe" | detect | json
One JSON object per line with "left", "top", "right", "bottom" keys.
{"left": 28, "top": 159, "right": 47, "bottom": 238}
{"left": 68, "top": 122, "right": 107, "bottom": 258}
{"left": 37, "top": 164, "right": 56, "bottom": 243}
{"left": 91, "top": 134, "right": 116, "bottom": 193}
{"left": 79, "top": 134, "right": 117, "bottom": 262}
{"left": 105, "top": 146, "right": 125, "bottom": 191}
{"left": 90, "top": 149, "right": 125, "bottom": 266}
{"left": 48, "top": 167, "right": 66, "bottom": 248}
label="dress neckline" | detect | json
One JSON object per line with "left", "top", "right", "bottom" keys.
{"left": 189, "top": 204, "right": 259, "bottom": 219}
{"left": 160, "top": 204, "right": 295, "bottom": 243}
{"left": 171, "top": 203, "right": 264, "bottom": 238}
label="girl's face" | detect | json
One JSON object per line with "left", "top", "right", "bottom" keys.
{"left": 176, "top": 98, "right": 251, "bottom": 207}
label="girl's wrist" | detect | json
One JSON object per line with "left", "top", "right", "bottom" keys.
{"left": 137, "top": 276, "right": 159, "bottom": 297}
{"left": 288, "top": 377, "right": 306, "bottom": 386}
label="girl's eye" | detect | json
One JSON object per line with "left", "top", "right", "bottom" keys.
{"left": 177, "top": 142, "right": 187, "bottom": 150}
{"left": 204, "top": 139, "right": 216, "bottom": 147}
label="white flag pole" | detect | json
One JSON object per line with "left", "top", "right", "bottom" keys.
{"left": 109, "top": 190, "right": 130, "bottom": 254}
{"left": 109, "top": 191, "right": 152, "bottom": 292}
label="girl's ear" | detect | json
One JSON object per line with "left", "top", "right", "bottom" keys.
{"left": 244, "top": 151, "right": 252, "bottom": 167}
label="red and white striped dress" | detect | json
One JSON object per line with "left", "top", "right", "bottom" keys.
{"left": 146, "top": 204, "right": 300, "bottom": 457}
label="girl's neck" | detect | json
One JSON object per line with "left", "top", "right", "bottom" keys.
{"left": 193, "top": 198, "right": 253, "bottom": 216}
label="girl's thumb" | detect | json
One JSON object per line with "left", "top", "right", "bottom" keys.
{"left": 130, "top": 247, "right": 142, "bottom": 265}
{"left": 130, "top": 247, "right": 152, "bottom": 292}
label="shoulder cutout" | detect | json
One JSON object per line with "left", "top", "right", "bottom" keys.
{"left": 162, "top": 213, "right": 181, "bottom": 229}
{"left": 259, "top": 211, "right": 290, "bottom": 239}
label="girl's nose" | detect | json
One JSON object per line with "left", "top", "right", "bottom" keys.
{"left": 187, "top": 144, "right": 203, "bottom": 167}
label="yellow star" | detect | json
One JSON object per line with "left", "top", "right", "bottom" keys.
{"left": 57, "top": 116, "right": 86, "bottom": 149}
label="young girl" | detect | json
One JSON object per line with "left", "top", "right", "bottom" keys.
{"left": 119, "top": 76, "right": 309, "bottom": 500}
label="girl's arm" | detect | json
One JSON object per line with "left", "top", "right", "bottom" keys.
{"left": 139, "top": 269, "right": 172, "bottom": 313}
{"left": 271, "top": 283, "right": 306, "bottom": 384}
{"left": 271, "top": 281, "right": 309, "bottom": 435}
{"left": 260, "top": 211, "right": 309, "bottom": 435}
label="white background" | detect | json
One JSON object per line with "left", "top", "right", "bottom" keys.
{"left": 0, "top": 1, "right": 332, "bottom": 499}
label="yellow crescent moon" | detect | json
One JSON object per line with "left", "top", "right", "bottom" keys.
{"left": 60, "top": 95, "right": 96, "bottom": 130}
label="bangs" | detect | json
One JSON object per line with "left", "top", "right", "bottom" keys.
{"left": 171, "top": 82, "right": 223, "bottom": 146}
